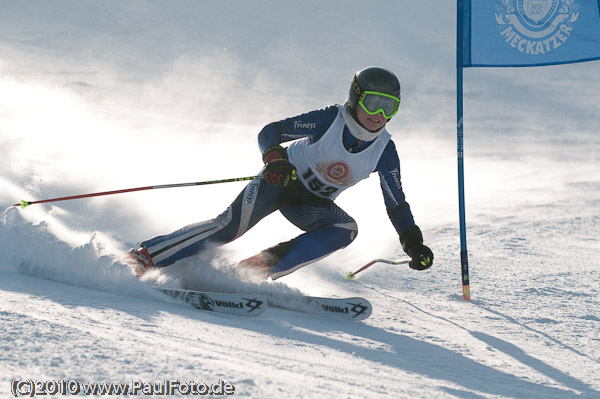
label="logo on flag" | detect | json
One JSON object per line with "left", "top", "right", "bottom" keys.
{"left": 495, "top": 0, "right": 580, "bottom": 56}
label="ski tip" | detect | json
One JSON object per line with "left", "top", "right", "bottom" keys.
{"left": 345, "top": 272, "right": 356, "bottom": 280}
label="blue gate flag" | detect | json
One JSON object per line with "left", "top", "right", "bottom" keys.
{"left": 461, "top": 0, "right": 600, "bottom": 67}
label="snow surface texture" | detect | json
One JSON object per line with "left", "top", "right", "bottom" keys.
{"left": 1, "top": 1, "right": 599, "bottom": 398}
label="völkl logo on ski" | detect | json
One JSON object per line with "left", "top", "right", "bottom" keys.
{"left": 320, "top": 301, "right": 370, "bottom": 319}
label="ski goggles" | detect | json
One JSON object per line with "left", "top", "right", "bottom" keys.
{"left": 358, "top": 91, "right": 400, "bottom": 119}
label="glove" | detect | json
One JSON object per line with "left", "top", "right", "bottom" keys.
{"left": 400, "top": 224, "right": 434, "bottom": 270}
{"left": 407, "top": 243, "right": 434, "bottom": 270}
{"left": 262, "top": 145, "right": 297, "bottom": 187}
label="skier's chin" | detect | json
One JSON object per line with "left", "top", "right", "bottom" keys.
{"left": 362, "top": 119, "right": 386, "bottom": 132}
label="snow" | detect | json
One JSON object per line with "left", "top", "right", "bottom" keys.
{"left": 1, "top": 1, "right": 599, "bottom": 398}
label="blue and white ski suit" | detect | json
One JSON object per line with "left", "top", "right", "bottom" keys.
{"left": 141, "top": 105, "right": 415, "bottom": 279}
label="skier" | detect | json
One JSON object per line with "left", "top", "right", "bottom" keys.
{"left": 127, "top": 66, "right": 434, "bottom": 279}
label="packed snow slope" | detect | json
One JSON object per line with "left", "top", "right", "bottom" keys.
{"left": 1, "top": 1, "right": 599, "bottom": 398}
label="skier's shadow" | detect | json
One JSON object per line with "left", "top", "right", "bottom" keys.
{"left": 250, "top": 306, "right": 598, "bottom": 399}
{"left": 153, "top": 261, "right": 598, "bottom": 398}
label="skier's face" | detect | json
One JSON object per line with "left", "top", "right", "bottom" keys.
{"left": 356, "top": 105, "right": 387, "bottom": 132}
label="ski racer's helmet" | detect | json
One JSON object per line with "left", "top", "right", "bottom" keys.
{"left": 347, "top": 66, "right": 401, "bottom": 120}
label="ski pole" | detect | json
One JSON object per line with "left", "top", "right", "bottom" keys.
{"left": 13, "top": 175, "right": 262, "bottom": 209}
{"left": 346, "top": 258, "right": 410, "bottom": 280}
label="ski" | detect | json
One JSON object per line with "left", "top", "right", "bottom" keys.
{"left": 269, "top": 296, "right": 372, "bottom": 321}
{"left": 155, "top": 287, "right": 267, "bottom": 317}
{"left": 125, "top": 254, "right": 369, "bottom": 320}
{"left": 155, "top": 287, "right": 371, "bottom": 320}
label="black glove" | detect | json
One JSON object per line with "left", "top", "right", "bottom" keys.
{"left": 262, "top": 145, "right": 297, "bottom": 187}
{"left": 407, "top": 243, "right": 434, "bottom": 270}
{"left": 400, "top": 224, "right": 434, "bottom": 270}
